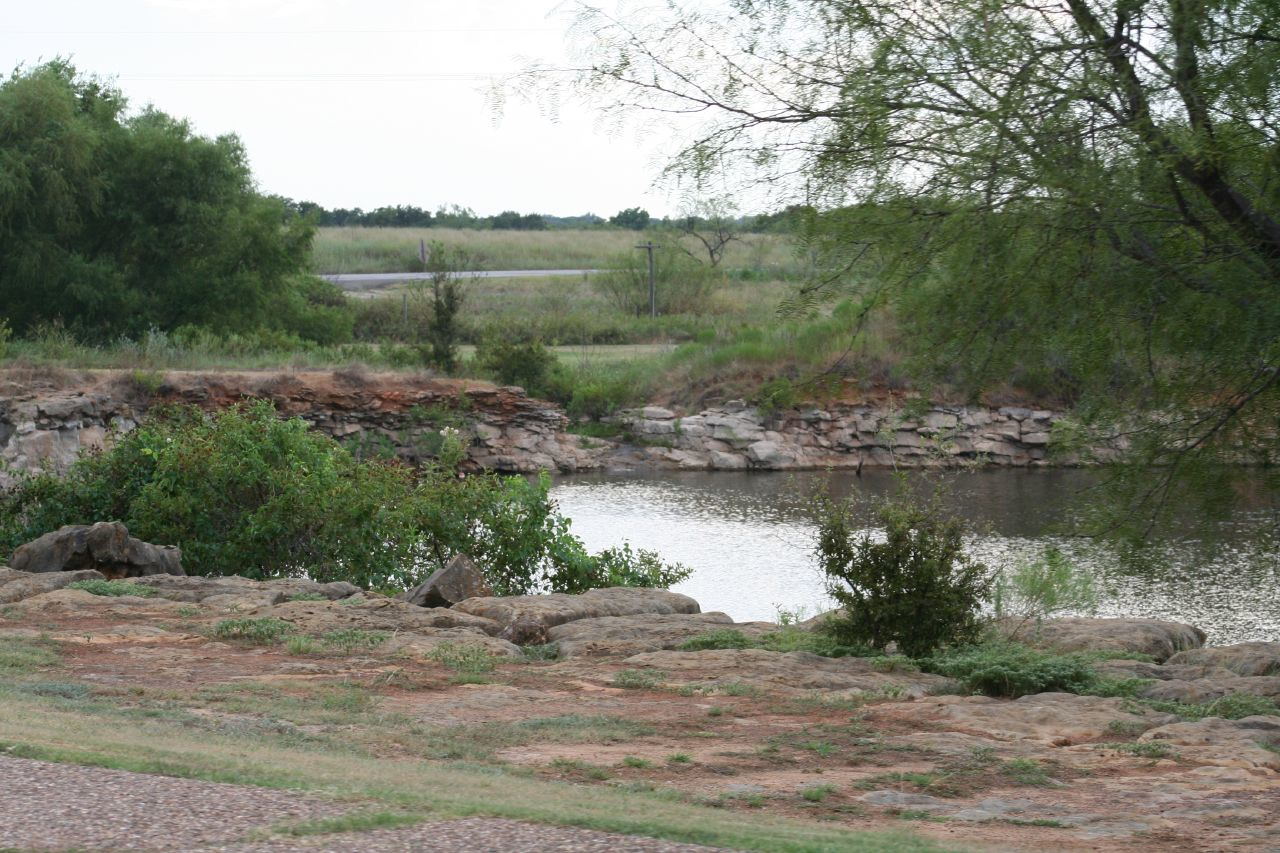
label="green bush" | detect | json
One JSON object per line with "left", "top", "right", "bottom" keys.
{"left": 679, "top": 629, "right": 754, "bottom": 651}
{"left": 815, "top": 488, "right": 990, "bottom": 657}
{"left": 475, "top": 337, "right": 560, "bottom": 394}
{"left": 921, "top": 641, "right": 1098, "bottom": 698}
{"left": 67, "top": 580, "right": 155, "bottom": 597}
{"left": 213, "top": 618, "right": 293, "bottom": 644}
{"left": 1143, "top": 692, "right": 1280, "bottom": 721}
{"left": 0, "top": 401, "right": 684, "bottom": 596}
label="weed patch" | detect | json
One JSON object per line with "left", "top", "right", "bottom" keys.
{"left": 611, "top": 669, "right": 665, "bottom": 690}
{"left": 67, "top": 580, "right": 155, "bottom": 597}
{"left": 213, "top": 618, "right": 293, "bottom": 644}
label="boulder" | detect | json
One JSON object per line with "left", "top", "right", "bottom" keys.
{"left": 1166, "top": 643, "right": 1280, "bottom": 677}
{"left": 9, "top": 522, "right": 183, "bottom": 579}
{"left": 1011, "top": 617, "right": 1206, "bottom": 662}
{"left": 0, "top": 568, "right": 107, "bottom": 604}
{"left": 614, "top": 648, "right": 949, "bottom": 697}
{"left": 399, "top": 555, "right": 490, "bottom": 609}
{"left": 1139, "top": 676, "right": 1280, "bottom": 704}
{"left": 452, "top": 587, "right": 700, "bottom": 645}
{"left": 546, "top": 612, "right": 750, "bottom": 658}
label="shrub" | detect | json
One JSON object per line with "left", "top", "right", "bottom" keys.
{"left": 67, "top": 580, "right": 155, "bottom": 597}
{"left": 994, "top": 546, "right": 1097, "bottom": 632}
{"left": 475, "top": 337, "right": 559, "bottom": 394}
{"left": 921, "top": 641, "right": 1098, "bottom": 698}
{"left": 679, "top": 629, "right": 753, "bottom": 651}
{"left": 611, "top": 669, "right": 665, "bottom": 689}
{"left": 815, "top": 487, "right": 990, "bottom": 657}
{"left": 0, "top": 402, "right": 685, "bottom": 596}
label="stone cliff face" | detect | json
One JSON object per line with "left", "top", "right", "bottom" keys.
{"left": 0, "top": 369, "right": 599, "bottom": 484}
{"left": 0, "top": 369, "right": 1107, "bottom": 480}
{"left": 611, "top": 400, "right": 1120, "bottom": 470}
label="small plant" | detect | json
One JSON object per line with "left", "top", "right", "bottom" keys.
{"left": 429, "top": 642, "right": 497, "bottom": 675}
{"left": 679, "top": 629, "right": 753, "bottom": 651}
{"left": 870, "top": 655, "right": 918, "bottom": 673}
{"left": 611, "top": 669, "right": 665, "bottom": 689}
{"left": 175, "top": 605, "right": 201, "bottom": 618}
{"left": 67, "top": 579, "right": 155, "bottom": 598}
{"left": 717, "top": 680, "right": 760, "bottom": 697}
{"left": 520, "top": 643, "right": 560, "bottom": 662}
{"left": 1105, "top": 718, "right": 1150, "bottom": 737}
{"left": 666, "top": 752, "right": 693, "bottom": 764}
{"left": 1002, "top": 758, "right": 1051, "bottom": 786}
{"left": 322, "top": 629, "right": 389, "bottom": 654}
{"left": 799, "top": 740, "right": 836, "bottom": 757}
{"left": 213, "top": 618, "right": 293, "bottom": 644}
{"left": 707, "top": 706, "right": 726, "bottom": 717}
{"left": 286, "top": 591, "right": 327, "bottom": 602}
{"left": 921, "top": 640, "right": 1097, "bottom": 698}
{"left": 622, "top": 755, "right": 652, "bottom": 769}
{"left": 285, "top": 636, "right": 317, "bottom": 656}
{"left": 1141, "top": 691, "right": 1280, "bottom": 721}
{"left": 1107, "top": 741, "right": 1176, "bottom": 759}
{"left": 801, "top": 783, "right": 836, "bottom": 803}
{"left": 994, "top": 546, "right": 1098, "bottom": 634}
{"left": 814, "top": 485, "right": 990, "bottom": 657}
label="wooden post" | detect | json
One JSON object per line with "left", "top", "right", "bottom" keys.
{"left": 635, "top": 241, "right": 657, "bottom": 318}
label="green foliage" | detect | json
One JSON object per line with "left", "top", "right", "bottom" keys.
{"left": 0, "top": 402, "right": 683, "bottom": 596}
{"left": 66, "top": 580, "right": 155, "bottom": 598}
{"left": 679, "top": 629, "right": 754, "bottom": 651}
{"left": 1142, "top": 692, "right": 1280, "bottom": 721}
{"left": 213, "top": 618, "right": 293, "bottom": 644}
{"left": 475, "top": 337, "right": 559, "bottom": 394}
{"left": 921, "top": 641, "right": 1098, "bottom": 698}
{"left": 0, "top": 639, "right": 59, "bottom": 675}
{"left": 595, "top": 244, "right": 719, "bottom": 315}
{"left": 815, "top": 487, "right": 991, "bottom": 657}
{"left": 610, "top": 669, "right": 665, "bottom": 689}
{"left": 801, "top": 784, "right": 835, "bottom": 803}
{"left": 994, "top": 547, "right": 1097, "bottom": 629}
{"left": 609, "top": 207, "right": 651, "bottom": 230}
{"left": 322, "top": 630, "right": 389, "bottom": 654}
{"left": 0, "top": 62, "right": 324, "bottom": 343}
{"left": 1106, "top": 741, "right": 1176, "bottom": 760}
{"left": 429, "top": 642, "right": 497, "bottom": 674}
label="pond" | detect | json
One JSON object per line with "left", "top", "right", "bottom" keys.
{"left": 551, "top": 469, "right": 1280, "bottom": 646}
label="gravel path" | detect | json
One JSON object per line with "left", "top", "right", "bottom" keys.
{"left": 0, "top": 756, "right": 727, "bottom": 852}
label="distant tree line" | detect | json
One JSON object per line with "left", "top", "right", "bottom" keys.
{"left": 283, "top": 199, "right": 806, "bottom": 234}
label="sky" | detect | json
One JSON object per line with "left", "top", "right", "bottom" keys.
{"left": 1, "top": 0, "right": 687, "bottom": 217}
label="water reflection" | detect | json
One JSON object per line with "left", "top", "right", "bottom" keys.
{"left": 551, "top": 470, "right": 1280, "bottom": 645}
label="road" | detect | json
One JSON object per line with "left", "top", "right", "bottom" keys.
{"left": 320, "top": 269, "right": 597, "bottom": 292}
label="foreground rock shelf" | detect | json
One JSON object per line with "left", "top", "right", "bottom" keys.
{"left": 1, "top": 568, "right": 1277, "bottom": 850}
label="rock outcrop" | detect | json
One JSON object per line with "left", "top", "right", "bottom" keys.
{"left": 453, "top": 587, "right": 702, "bottom": 645}
{"left": 9, "top": 522, "right": 183, "bottom": 579}
{"left": 398, "top": 554, "right": 490, "bottom": 609}
{"left": 1008, "top": 617, "right": 1207, "bottom": 662}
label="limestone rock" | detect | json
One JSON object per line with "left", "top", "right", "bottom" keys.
{"left": 546, "top": 612, "right": 747, "bottom": 658}
{"left": 452, "top": 587, "right": 701, "bottom": 645}
{"left": 614, "top": 648, "right": 949, "bottom": 697}
{"left": 1011, "top": 617, "right": 1206, "bottom": 662}
{"left": 127, "top": 574, "right": 359, "bottom": 603}
{"left": 902, "top": 693, "right": 1176, "bottom": 744}
{"left": 1166, "top": 643, "right": 1280, "bottom": 677}
{"left": 265, "top": 597, "right": 502, "bottom": 637}
{"left": 10, "top": 522, "right": 183, "bottom": 579}
{"left": 399, "top": 554, "right": 491, "bottom": 609}
{"left": 0, "top": 568, "right": 107, "bottom": 604}
{"left": 1142, "top": 715, "right": 1280, "bottom": 770}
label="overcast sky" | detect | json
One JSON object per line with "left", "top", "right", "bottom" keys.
{"left": 2, "top": 1, "right": 687, "bottom": 217}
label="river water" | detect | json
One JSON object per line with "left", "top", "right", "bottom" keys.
{"left": 551, "top": 469, "right": 1280, "bottom": 646}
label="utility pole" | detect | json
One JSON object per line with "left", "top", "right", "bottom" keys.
{"left": 635, "top": 241, "right": 657, "bottom": 318}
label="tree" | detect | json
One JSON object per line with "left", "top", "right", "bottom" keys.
{"left": 609, "top": 207, "right": 651, "bottom": 230}
{"left": 674, "top": 195, "right": 739, "bottom": 268}
{"left": 0, "top": 62, "right": 317, "bottom": 340}
{"left": 553, "top": 1, "right": 1280, "bottom": 531}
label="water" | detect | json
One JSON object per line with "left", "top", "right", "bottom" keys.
{"left": 551, "top": 469, "right": 1280, "bottom": 645}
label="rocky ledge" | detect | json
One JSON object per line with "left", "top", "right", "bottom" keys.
{"left": 1, "top": 568, "right": 1277, "bottom": 850}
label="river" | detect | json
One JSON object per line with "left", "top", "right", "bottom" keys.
{"left": 551, "top": 469, "right": 1280, "bottom": 645}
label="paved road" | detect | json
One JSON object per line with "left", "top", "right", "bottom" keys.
{"left": 321, "top": 269, "right": 597, "bottom": 292}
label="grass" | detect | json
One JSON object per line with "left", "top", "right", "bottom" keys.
{"left": 212, "top": 618, "right": 293, "bottom": 644}
{"left": 429, "top": 642, "right": 497, "bottom": 675}
{"left": 311, "top": 227, "right": 801, "bottom": 276}
{"left": 0, "top": 637, "right": 61, "bottom": 676}
{"left": 1104, "top": 741, "right": 1177, "bottom": 759}
{"left": 801, "top": 784, "right": 836, "bottom": 803}
{"left": 678, "top": 627, "right": 876, "bottom": 659}
{"left": 0, "top": 691, "right": 948, "bottom": 852}
{"left": 66, "top": 579, "right": 156, "bottom": 597}
{"left": 611, "top": 669, "right": 665, "bottom": 690}
{"left": 321, "top": 629, "right": 389, "bottom": 654}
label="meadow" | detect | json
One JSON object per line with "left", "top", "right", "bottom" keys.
{"left": 311, "top": 226, "right": 805, "bottom": 277}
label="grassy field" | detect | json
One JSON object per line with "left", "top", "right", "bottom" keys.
{"left": 312, "top": 226, "right": 804, "bottom": 277}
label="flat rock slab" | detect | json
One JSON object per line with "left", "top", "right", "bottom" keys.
{"left": 129, "top": 575, "right": 361, "bottom": 604}
{"left": 1142, "top": 715, "right": 1280, "bottom": 771}
{"left": 0, "top": 568, "right": 106, "bottom": 604}
{"left": 615, "top": 648, "right": 950, "bottom": 697}
{"left": 1167, "top": 642, "right": 1280, "bottom": 677}
{"left": 545, "top": 612, "right": 746, "bottom": 658}
{"left": 453, "top": 587, "right": 701, "bottom": 645}
{"left": 899, "top": 693, "right": 1176, "bottom": 744}
{"left": 1013, "top": 617, "right": 1206, "bottom": 662}
{"left": 263, "top": 598, "right": 503, "bottom": 638}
